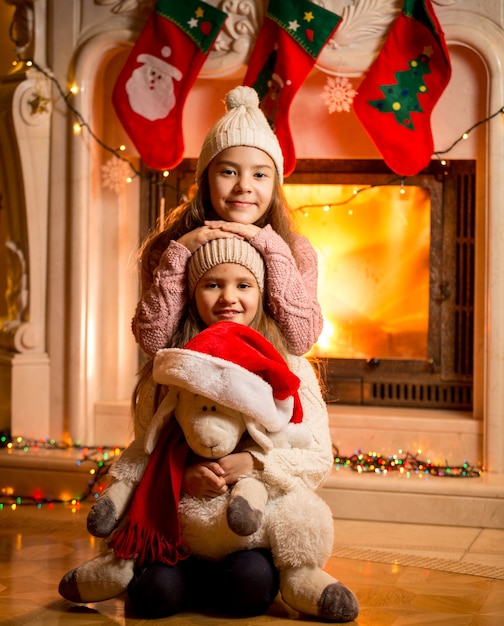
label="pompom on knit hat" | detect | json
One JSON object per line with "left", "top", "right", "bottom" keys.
{"left": 196, "top": 85, "right": 284, "bottom": 184}
{"left": 188, "top": 238, "right": 265, "bottom": 296}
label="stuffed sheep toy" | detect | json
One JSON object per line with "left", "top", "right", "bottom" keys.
{"left": 59, "top": 322, "right": 359, "bottom": 623}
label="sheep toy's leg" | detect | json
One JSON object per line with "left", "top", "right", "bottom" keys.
{"left": 87, "top": 478, "right": 137, "bottom": 538}
{"left": 268, "top": 489, "right": 359, "bottom": 622}
{"left": 58, "top": 551, "right": 135, "bottom": 603}
{"left": 227, "top": 476, "right": 268, "bottom": 536}
{"left": 87, "top": 437, "right": 149, "bottom": 538}
{"left": 280, "top": 566, "right": 359, "bottom": 623}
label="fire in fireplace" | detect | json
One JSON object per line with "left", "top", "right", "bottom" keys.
{"left": 144, "top": 159, "right": 475, "bottom": 411}
{"left": 283, "top": 178, "right": 431, "bottom": 361}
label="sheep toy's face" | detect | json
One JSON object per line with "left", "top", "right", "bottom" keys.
{"left": 174, "top": 388, "right": 247, "bottom": 459}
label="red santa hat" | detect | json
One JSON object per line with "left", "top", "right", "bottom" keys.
{"left": 152, "top": 321, "right": 306, "bottom": 449}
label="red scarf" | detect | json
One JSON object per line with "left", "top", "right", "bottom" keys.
{"left": 109, "top": 419, "right": 191, "bottom": 567}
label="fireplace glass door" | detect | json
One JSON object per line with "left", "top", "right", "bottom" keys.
{"left": 284, "top": 183, "right": 431, "bottom": 360}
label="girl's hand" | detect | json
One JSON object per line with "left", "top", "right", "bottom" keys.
{"left": 217, "top": 451, "right": 259, "bottom": 485}
{"left": 204, "top": 221, "right": 261, "bottom": 241}
{"left": 177, "top": 225, "right": 241, "bottom": 253}
{"left": 182, "top": 461, "right": 228, "bottom": 498}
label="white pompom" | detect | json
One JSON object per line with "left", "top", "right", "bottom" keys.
{"left": 268, "top": 422, "right": 313, "bottom": 449}
{"left": 284, "top": 422, "right": 313, "bottom": 449}
{"left": 226, "top": 86, "right": 259, "bottom": 110}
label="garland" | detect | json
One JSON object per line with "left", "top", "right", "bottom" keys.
{"left": 334, "top": 446, "right": 482, "bottom": 478}
{"left": 0, "top": 433, "right": 122, "bottom": 511}
{"left": 0, "top": 434, "right": 482, "bottom": 512}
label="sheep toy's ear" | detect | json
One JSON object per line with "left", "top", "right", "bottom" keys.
{"left": 144, "top": 387, "right": 179, "bottom": 454}
{"left": 243, "top": 418, "right": 274, "bottom": 452}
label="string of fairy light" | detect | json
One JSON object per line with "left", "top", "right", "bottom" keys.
{"left": 0, "top": 433, "right": 121, "bottom": 511}
{"left": 1, "top": 57, "right": 488, "bottom": 511}
{"left": 17, "top": 57, "right": 177, "bottom": 192}
{"left": 0, "top": 431, "right": 483, "bottom": 513}
{"left": 292, "top": 104, "right": 504, "bottom": 215}
{"left": 333, "top": 446, "right": 482, "bottom": 478}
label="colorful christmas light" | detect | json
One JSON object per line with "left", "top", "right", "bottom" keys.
{"left": 0, "top": 432, "right": 484, "bottom": 513}
{"left": 0, "top": 433, "right": 122, "bottom": 510}
{"left": 333, "top": 446, "right": 482, "bottom": 478}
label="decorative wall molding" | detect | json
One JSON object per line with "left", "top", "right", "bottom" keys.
{"left": 5, "top": 0, "right": 35, "bottom": 56}
{"left": 36, "top": 0, "right": 465, "bottom": 79}
{"left": 201, "top": 0, "right": 401, "bottom": 77}
{"left": 0, "top": 70, "right": 50, "bottom": 355}
{"left": 87, "top": 0, "right": 404, "bottom": 77}
{"left": 316, "top": 0, "right": 399, "bottom": 76}
{"left": 202, "top": 0, "right": 264, "bottom": 78}
{"left": 95, "top": 0, "right": 153, "bottom": 14}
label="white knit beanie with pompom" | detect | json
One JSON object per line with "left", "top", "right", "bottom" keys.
{"left": 196, "top": 86, "right": 284, "bottom": 184}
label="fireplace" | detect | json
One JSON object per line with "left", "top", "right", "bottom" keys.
{"left": 146, "top": 158, "right": 475, "bottom": 412}
{"left": 0, "top": 0, "right": 502, "bottom": 529}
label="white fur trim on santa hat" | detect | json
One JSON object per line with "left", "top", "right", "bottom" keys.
{"left": 153, "top": 348, "right": 294, "bottom": 435}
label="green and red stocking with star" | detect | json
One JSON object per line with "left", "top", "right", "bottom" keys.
{"left": 243, "top": 0, "right": 342, "bottom": 177}
{"left": 353, "top": 0, "right": 451, "bottom": 176}
{"left": 112, "top": 0, "right": 226, "bottom": 170}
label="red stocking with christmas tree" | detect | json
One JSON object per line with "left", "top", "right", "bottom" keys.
{"left": 112, "top": 0, "right": 227, "bottom": 170}
{"left": 353, "top": 0, "right": 451, "bottom": 176}
{"left": 243, "top": 0, "right": 342, "bottom": 177}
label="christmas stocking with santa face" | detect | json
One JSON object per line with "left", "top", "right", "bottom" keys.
{"left": 353, "top": 0, "right": 451, "bottom": 176}
{"left": 243, "top": 0, "right": 342, "bottom": 178}
{"left": 112, "top": 0, "right": 227, "bottom": 171}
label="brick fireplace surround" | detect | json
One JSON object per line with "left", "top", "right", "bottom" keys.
{"left": 0, "top": 0, "right": 503, "bottom": 527}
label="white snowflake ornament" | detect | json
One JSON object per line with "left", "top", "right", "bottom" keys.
{"left": 321, "top": 76, "right": 356, "bottom": 113}
{"left": 101, "top": 156, "right": 132, "bottom": 194}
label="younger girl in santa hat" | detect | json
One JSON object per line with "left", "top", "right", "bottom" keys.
{"left": 124, "top": 238, "right": 357, "bottom": 621}
{"left": 132, "top": 84, "right": 323, "bottom": 360}
{"left": 125, "top": 237, "right": 330, "bottom": 618}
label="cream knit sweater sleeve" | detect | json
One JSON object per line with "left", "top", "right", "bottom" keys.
{"left": 249, "top": 355, "right": 334, "bottom": 494}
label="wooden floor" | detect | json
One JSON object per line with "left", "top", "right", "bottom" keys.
{"left": 1, "top": 502, "right": 503, "bottom": 625}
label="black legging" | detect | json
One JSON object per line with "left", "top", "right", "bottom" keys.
{"left": 127, "top": 548, "right": 280, "bottom": 618}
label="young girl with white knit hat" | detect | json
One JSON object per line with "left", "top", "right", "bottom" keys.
{"left": 132, "top": 85, "right": 323, "bottom": 359}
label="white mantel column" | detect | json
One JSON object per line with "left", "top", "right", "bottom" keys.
{"left": 0, "top": 68, "right": 51, "bottom": 439}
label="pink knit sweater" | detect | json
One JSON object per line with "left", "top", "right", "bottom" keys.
{"left": 132, "top": 225, "right": 323, "bottom": 356}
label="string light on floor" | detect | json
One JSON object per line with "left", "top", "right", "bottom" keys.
{"left": 333, "top": 446, "right": 483, "bottom": 478}
{"left": 0, "top": 432, "right": 483, "bottom": 513}
{"left": 0, "top": 434, "right": 123, "bottom": 511}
